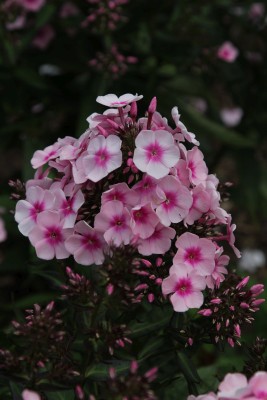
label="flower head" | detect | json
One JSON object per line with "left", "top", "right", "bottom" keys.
{"left": 217, "top": 41, "right": 239, "bottom": 63}
{"left": 96, "top": 93, "right": 143, "bottom": 108}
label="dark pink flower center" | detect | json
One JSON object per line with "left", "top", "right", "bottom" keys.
{"left": 184, "top": 246, "right": 202, "bottom": 266}
{"left": 82, "top": 234, "right": 101, "bottom": 250}
{"left": 45, "top": 226, "right": 63, "bottom": 244}
{"left": 31, "top": 201, "right": 44, "bottom": 220}
{"left": 95, "top": 148, "right": 110, "bottom": 166}
{"left": 62, "top": 198, "right": 74, "bottom": 216}
{"left": 133, "top": 208, "right": 148, "bottom": 222}
{"left": 111, "top": 214, "right": 126, "bottom": 229}
{"left": 163, "top": 191, "right": 176, "bottom": 209}
{"left": 145, "top": 142, "right": 163, "bottom": 162}
{"left": 175, "top": 278, "right": 192, "bottom": 297}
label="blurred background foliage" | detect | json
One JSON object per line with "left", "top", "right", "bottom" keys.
{"left": 0, "top": 0, "right": 267, "bottom": 397}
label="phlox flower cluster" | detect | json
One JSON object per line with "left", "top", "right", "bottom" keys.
{"left": 84, "top": 0, "right": 129, "bottom": 32}
{"left": 188, "top": 371, "right": 267, "bottom": 400}
{"left": 15, "top": 92, "right": 241, "bottom": 313}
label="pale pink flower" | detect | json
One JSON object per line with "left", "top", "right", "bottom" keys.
{"left": 32, "top": 25, "right": 55, "bottom": 50}
{"left": 96, "top": 93, "right": 143, "bottom": 108}
{"left": 249, "top": 3, "right": 265, "bottom": 20}
{"left": 155, "top": 175, "right": 193, "bottom": 226}
{"left": 131, "top": 204, "right": 159, "bottom": 239}
{"left": 174, "top": 232, "right": 216, "bottom": 276}
{"left": 102, "top": 182, "right": 139, "bottom": 208}
{"left": 65, "top": 221, "right": 105, "bottom": 265}
{"left": 248, "top": 371, "right": 267, "bottom": 399}
{"left": 186, "top": 147, "right": 208, "bottom": 185}
{"left": 15, "top": 186, "right": 54, "bottom": 236}
{"left": 53, "top": 188, "right": 84, "bottom": 228}
{"left": 162, "top": 268, "right": 206, "bottom": 312}
{"left": 206, "top": 247, "right": 229, "bottom": 289}
{"left": 132, "top": 174, "right": 158, "bottom": 206}
{"left": 137, "top": 223, "right": 175, "bottom": 256}
{"left": 188, "top": 393, "right": 217, "bottom": 400}
{"left": 6, "top": 14, "right": 26, "bottom": 30}
{"left": 29, "top": 211, "right": 72, "bottom": 260}
{"left": 218, "top": 373, "right": 249, "bottom": 399}
{"left": 31, "top": 143, "right": 60, "bottom": 169}
{"left": 83, "top": 135, "right": 122, "bottom": 182}
{"left": 220, "top": 108, "right": 243, "bottom": 127}
{"left": 22, "top": 389, "right": 41, "bottom": 400}
{"left": 133, "top": 130, "right": 180, "bottom": 179}
{"left": 226, "top": 215, "right": 241, "bottom": 258}
{"left": 172, "top": 159, "right": 190, "bottom": 187}
{"left": 217, "top": 41, "right": 239, "bottom": 63}
{"left": 184, "top": 185, "right": 210, "bottom": 226}
{"left": 94, "top": 200, "right": 133, "bottom": 246}
{"left": 172, "top": 106, "right": 200, "bottom": 146}
{"left": 19, "top": 0, "right": 45, "bottom": 12}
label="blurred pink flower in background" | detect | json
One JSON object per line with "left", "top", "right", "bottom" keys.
{"left": 32, "top": 25, "right": 55, "bottom": 49}
{"left": 220, "top": 107, "right": 243, "bottom": 127}
{"left": 249, "top": 2, "right": 265, "bottom": 20}
{"left": 19, "top": 0, "right": 45, "bottom": 12}
{"left": 0, "top": 217, "right": 7, "bottom": 243}
{"left": 59, "top": 2, "right": 79, "bottom": 18}
{"left": 22, "top": 390, "right": 41, "bottom": 400}
{"left": 217, "top": 41, "right": 239, "bottom": 63}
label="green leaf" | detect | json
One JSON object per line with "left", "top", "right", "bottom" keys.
{"left": 1, "top": 293, "right": 55, "bottom": 310}
{"left": 176, "top": 351, "right": 201, "bottom": 384}
{"left": 45, "top": 390, "right": 74, "bottom": 400}
{"left": 129, "top": 310, "right": 171, "bottom": 338}
{"left": 9, "top": 381, "right": 23, "bottom": 400}
{"left": 85, "top": 360, "right": 130, "bottom": 380}
{"left": 138, "top": 336, "right": 166, "bottom": 359}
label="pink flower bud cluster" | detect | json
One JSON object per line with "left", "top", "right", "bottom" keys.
{"left": 198, "top": 274, "right": 265, "bottom": 346}
{"left": 188, "top": 370, "right": 267, "bottom": 400}
{"left": 15, "top": 93, "right": 243, "bottom": 314}
{"left": 84, "top": 0, "right": 128, "bottom": 32}
{"left": 89, "top": 45, "right": 138, "bottom": 78}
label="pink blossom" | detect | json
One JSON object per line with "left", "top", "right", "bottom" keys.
{"left": 249, "top": 3, "right": 265, "bottom": 20}
{"left": 137, "top": 223, "right": 175, "bottom": 256}
{"left": 53, "top": 188, "right": 84, "bottom": 228}
{"left": 217, "top": 41, "right": 239, "bottom": 63}
{"left": 172, "top": 106, "right": 200, "bottom": 146}
{"left": 131, "top": 204, "right": 159, "bottom": 239}
{"left": 162, "top": 268, "right": 206, "bottom": 312}
{"left": 22, "top": 390, "right": 41, "bottom": 400}
{"left": 174, "top": 232, "right": 216, "bottom": 276}
{"left": 65, "top": 221, "right": 105, "bottom": 265}
{"left": 133, "top": 130, "right": 180, "bottom": 179}
{"left": 96, "top": 93, "right": 143, "bottom": 108}
{"left": 249, "top": 371, "right": 267, "bottom": 399}
{"left": 15, "top": 186, "right": 54, "bottom": 236}
{"left": 102, "top": 182, "right": 139, "bottom": 208}
{"left": 155, "top": 175, "right": 193, "bottom": 226}
{"left": 83, "top": 135, "right": 122, "bottom": 182}
{"left": 184, "top": 185, "right": 210, "bottom": 226}
{"left": 206, "top": 247, "right": 229, "bottom": 289}
{"left": 186, "top": 147, "right": 208, "bottom": 185}
{"left": 218, "top": 373, "right": 249, "bottom": 399}
{"left": 220, "top": 108, "right": 243, "bottom": 127}
{"left": 94, "top": 200, "right": 133, "bottom": 246}
{"left": 32, "top": 25, "right": 55, "bottom": 50}
{"left": 31, "top": 143, "right": 60, "bottom": 169}
{"left": 132, "top": 174, "right": 158, "bottom": 206}
{"left": 29, "top": 211, "right": 72, "bottom": 260}
{"left": 19, "top": 0, "right": 45, "bottom": 12}
{"left": 226, "top": 215, "right": 241, "bottom": 258}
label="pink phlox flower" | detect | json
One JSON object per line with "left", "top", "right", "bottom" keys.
{"left": 94, "top": 200, "right": 133, "bottom": 246}
{"left": 174, "top": 232, "right": 216, "bottom": 276}
{"left": 206, "top": 247, "right": 229, "bottom": 289}
{"left": 29, "top": 210, "right": 72, "bottom": 260}
{"left": 65, "top": 221, "right": 105, "bottom": 265}
{"left": 217, "top": 41, "right": 239, "bottom": 63}
{"left": 22, "top": 389, "right": 41, "bottom": 400}
{"left": 6, "top": 14, "right": 26, "bottom": 30}
{"left": 186, "top": 146, "right": 208, "bottom": 185}
{"left": 138, "top": 111, "right": 170, "bottom": 132}
{"left": 102, "top": 182, "right": 139, "bottom": 208}
{"left": 53, "top": 188, "right": 84, "bottom": 228}
{"left": 131, "top": 203, "right": 159, "bottom": 239}
{"left": 184, "top": 185, "right": 210, "bottom": 226}
{"left": 137, "top": 222, "right": 175, "bottom": 256}
{"left": 87, "top": 107, "right": 129, "bottom": 130}
{"left": 32, "top": 25, "right": 55, "bottom": 50}
{"left": 96, "top": 93, "right": 143, "bottom": 108}
{"left": 15, "top": 186, "right": 55, "bottom": 236}
{"left": 218, "top": 373, "right": 249, "bottom": 399}
{"left": 26, "top": 176, "right": 52, "bottom": 191}
{"left": 83, "top": 135, "right": 122, "bottom": 182}
{"left": 31, "top": 143, "right": 60, "bottom": 169}
{"left": 19, "top": 0, "right": 45, "bottom": 12}
{"left": 155, "top": 175, "right": 193, "bottom": 226}
{"left": 133, "top": 129, "right": 180, "bottom": 179}
{"left": 71, "top": 153, "right": 89, "bottom": 184}
{"left": 162, "top": 267, "right": 206, "bottom": 312}
{"left": 132, "top": 174, "right": 158, "bottom": 206}
{"left": 248, "top": 371, "right": 267, "bottom": 399}
{"left": 170, "top": 159, "right": 190, "bottom": 187}
{"left": 220, "top": 107, "right": 243, "bottom": 127}
{"left": 172, "top": 106, "right": 200, "bottom": 146}
{"left": 226, "top": 215, "right": 241, "bottom": 258}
